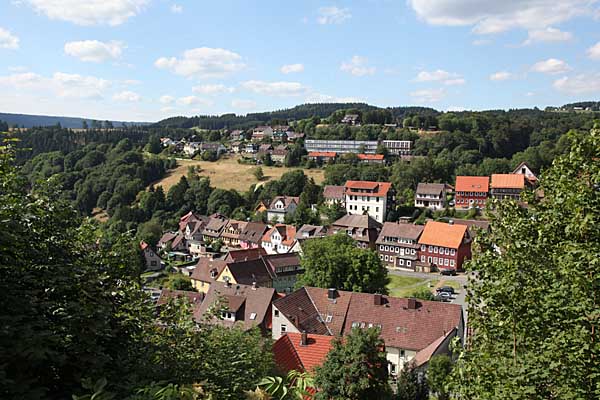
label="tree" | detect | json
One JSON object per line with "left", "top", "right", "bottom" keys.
{"left": 256, "top": 370, "right": 315, "bottom": 400}
{"left": 137, "top": 219, "right": 163, "bottom": 246}
{"left": 396, "top": 362, "right": 428, "bottom": 400}
{"left": 166, "top": 275, "right": 194, "bottom": 291}
{"left": 321, "top": 202, "right": 346, "bottom": 225}
{"left": 253, "top": 166, "right": 265, "bottom": 181}
{"left": 450, "top": 129, "right": 600, "bottom": 399}
{"left": 409, "top": 287, "right": 435, "bottom": 301}
{"left": 427, "top": 355, "right": 452, "bottom": 400}
{"left": 297, "top": 233, "right": 389, "bottom": 294}
{"left": 261, "top": 152, "right": 273, "bottom": 166}
{"left": 314, "top": 327, "right": 392, "bottom": 400}
{"left": 145, "top": 134, "right": 162, "bottom": 154}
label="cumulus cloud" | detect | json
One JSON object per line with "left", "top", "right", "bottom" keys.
{"left": 587, "top": 42, "right": 600, "bottom": 60}
{"left": 523, "top": 27, "right": 573, "bottom": 45}
{"left": 281, "top": 63, "right": 304, "bottom": 74}
{"left": 113, "top": 90, "right": 140, "bottom": 102}
{"left": 170, "top": 4, "right": 182, "bottom": 13}
{"left": 408, "top": 0, "right": 593, "bottom": 35}
{"left": 0, "top": 27, "right": 19, "bottom": 49}
{"left": 176, "top": 96, "right": 213, "bottom": 106}
{"left": 410, "top": 88, "right": 445, "bottom": 103}
{"left": 159, "top": 95, "right": 175, "bottom": 104}
{"left": 340, "top": 56, "right": 376, "bottom": 77}
{"left": 231, "top": 99, "right": 257, "bottom": 109}
{"left": 192, "top": 83, "right": 234, "bottom": 95}
{"left": 317, "top": 6, "right": 351, "bottom": 25}
{"left": 0, "top": 71, "right": 111, "bottom": 100}
{"left": 155, "top": 47, "right": 245, "bottom": 79}
{"left": 489, "top": 71, "right": 513, "bottom": 81}
{"left": 240, "top": 80, "right": 308, "bottom": 96}
{"left": 414, "top": 69, "right": 465, "bottom": 85}
{"left": 531, "top": 58, "right": 571, "bottom": 74}
{"left": 305, "top": 92, "right": 363, "bottom": 103}
{"left": 26, "top": 0, "right": 149, "bottom": 26}
{"left": 64, "top": 40, "right": 124, "bottom": 62}
{"left": 553, "top": 73, "right": 600, "bottom": 95}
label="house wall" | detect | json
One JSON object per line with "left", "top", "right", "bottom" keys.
{"left": 217, "top": 266, "right": 237, "bottom": 285}
{"left": 144, "top": 248, "right": 162, "bottom": 271}
{"left": 386, "top": 347, "right": 417, "bottom": 375}
{"left": 345, "top": 194, "right": 388, "bottom": 222}
{"left": 418, "top": 240, "right": 471, "bottom": 271}
{"left": 455, "top": 191, "right": 487, "bottom": 209}
{"left": 414, "top": 190, "right": 446, "bottom": 210}
{"left": 271, "top": 306, "right": 301, "bottom": 339}
{"left": 377, "top": 243, "right": 418, "bottom": 270}
{"left": 191, "top": 278, "right": 211, "bottom": 294}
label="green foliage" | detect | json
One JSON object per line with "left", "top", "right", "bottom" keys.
{"left": 314, "top": 327, "right": 392, "bottom": 400}
{"left": 396, "top": 362, "right": 428, "bottom": 400}
{"left": 427, "top": 355, "right": 452, "bottom": 400}
{"left": 450, "top": 129, "right": 600, "bottom": 399}
{"left": 145, "top": 135, "right": 162, "bottom": 154}
{"left": 257, "top": 370, "right": 315, "bottom": 400}
{"left": 165, "top": 275, "right": 194, "bottom": 291}
{"left": 298, "top": 233, "right": 389, "bottom": 294}
{"left": 409, "top": 287, "right": 435, "bottom": 301}
{"left": 253, "top": 166, "right": 265, "bottom": 181}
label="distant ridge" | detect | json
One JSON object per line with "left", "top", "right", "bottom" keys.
{"left": 0, "top": 112, "right": 150, "bottom": 129}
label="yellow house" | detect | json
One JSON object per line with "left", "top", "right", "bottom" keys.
{"left": 215, "top": 258, "right": 273, "bottom": 289}
{"left": 190, "top": 258, "right": 226, "bottom": 294}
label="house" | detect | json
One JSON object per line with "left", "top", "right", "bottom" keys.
{"left": 286, "top": 131, "right": 304, "bottom": 141}
{"left": 273, "top": 332, "right": 335, "bottom": 374}
{"left": 414, "top": 183, "right": 448, "bottom": 210}
{"left": 512, "top": 161, "right": 538, "bottom": 185}
{"left": 323, "top": 185, "right": 345, "bottom": 206}
{"left": 262, "top": 224, "right": 297, "bottom": 254}
{"left": 308, "top": 151, "right": 337, "bottom": 163}
{"left": 382, "top": 140, "right": 412, "bottom": 156}
{"left": 190, "top": 257, "right": 227, "bottom": 293}
{"left": 272, "top": 125, "right": 290, "bottom": 142}
{"left": 331, "top": 214, "right": 382, "bottom": 250}
{"left": 490, "top": 174, "right": 526, "bottom": 201}
{"left": 194, "top": 281, "right": 276, "bottom": 333}
{"left": 344, "top": 180, "right": 394, "bottom": 222}
{"left": 221, "top": 219, "right": 248, "bottom": 248}
{"left": 267, "top": 196, "right": 299, "bottom": 223}
{"left": 157, "top": 289, "right": 204, "bottom": 307}
{"left": 245, "top": 143, "right": 259, "bottom": 153}
{"left": 357, "top": 154, "right": 385, "bottom": 164}
{"left": 224, "top": 247, "right": 267, "bottom": 263}
{"left": 140, "top": 241, "right": 164, "bottom": 271}
{"left": 230, "top": 141, "right": 243, "bottom": 153}
{"left": 295, "top": 224, "right": 328, "bottom": 240}
{"left": 239, "top": 221, "right": 269, "bottom": 249}
{"left": 262, "top": 252, "right": 303, "bottom": 293}
{"left": 376, "top": 223, "right": 424, "bottom": 270}
{"left": 451, "top": 219, "right": 491, "bottom": 239}
{"left": 254, "top": 200, "right": 268, "bottom": 213}
{"left": 157, "top": 231, "right": 180, "bottom": 252}
{"left": 252, "top": 126, "right": 273, "bottom": 141}
{"left": 271, "top": 145, "right": 289, "bottom": 163}
{"left": 200, "top": 142, "right": 227, "bottom": 155}
{"left": 341, "top": 114, "right": 360, "bottom": 125}
{"left": 202, "top": 214, "right": 229, "bottom": 243}
{"left": 183, "top": 141, "right": 202, "bottom": 157}
{"left": 305, "top": 139, "right": 378, "bottom": 154}
{"left": 454, "top": 176, "right": 489, "bottom": 209}
{"left": 216, "top": 257, "right": 274, "bottom": 289}
{"left": 271, "top": 287, "right": 464, "bottom": 375}
{"left": 230, "top": 129, "right": 244, "bottom": 141}
{"left": 417, "top": 221, "right": 472, "bottom": 272}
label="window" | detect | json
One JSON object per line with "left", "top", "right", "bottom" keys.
{"left": 150, "top": 261, "right": 157, "bottom": 266}
{"left": 433, "top": 257, "right": 438, "bottom": 264}
{"left": 421, "top": 245, "right": 425, "bottom": 251}
{"left": 451, "top": 249, "right": 456, "bottom": 256}
{"left": 399, "top": 259, "right": 404, "bottom": 266}
{"left": 352, "top": 321, "right": 359, "bottom": 328}
{"left": 274, "top": 309, "right": 279, "bottom": 317}
{"left": 281, "top": 324, "right": 287, "bottom": 332}
{"left": 407, "top": 261, "right": 411, "bottom": 267}
{"left": 250, "top": 312, "right": 257, "bottom": 320}
{"left": 428, "top": 246, "right": 433, "bottom": 252}
{"left": 380, "top": 255, "right": 383, "bottom": 260}
{"left": 421, "top": 256, "right": 425, "bottom": 262}
{"left": 450, "top": 260, "right": 455, "bottom": 267}
{"left": 325, "top": 314, "right": 333, "bottom": 323}
{"left": 434, "top": 246, "right": 438, "bottom": 254}
{"left": 445, "top": 258, "right": 449, "bottom": 266}
{"left": 400, "top": 349, "right": 405, "bottom": 358}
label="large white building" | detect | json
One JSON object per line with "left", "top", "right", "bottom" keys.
{"left": 305, "top": 139, "right": 411, "bottom": 156}
{"left": 344, "top": 180, "right": 393, "bottom": 222}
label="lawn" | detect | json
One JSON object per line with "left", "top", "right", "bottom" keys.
{"left": 387, "top": 275, "right": 439, "bottom": 298}
{"left": 149, "top": 155, "right": 325, "bottom": 193}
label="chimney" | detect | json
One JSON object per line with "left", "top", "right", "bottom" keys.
{"left": 374, "top": 293, "right": 383, "bottom": 306}
{"left": 408, "top": 298, "right": 417, "bottom": 310}
{"left": 300, "top": 331, "right": 308, "bottom": 346}
{"left": 252, "top": 281, "right": 257, "bottom": 290}
{"left": 328, "top": 288, "right": 337, "bottom": 300}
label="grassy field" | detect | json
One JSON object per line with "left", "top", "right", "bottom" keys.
{"left": 386, "top": 274, "right": 463, "bottom": 298}
{"left": 149, "top": 155, "right": 325, "bottom": 193}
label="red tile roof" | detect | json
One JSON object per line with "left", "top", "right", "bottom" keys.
{"left": 357, "top": 154, "right": 384, "bottom": 160}
{"left": 344, "top": 181, "right": 392, "bottom": 197}
{"left": 273, "top": 333, "right": 335, "bottom": 374}
{"left": 490, "top": 174, "right": 525, "bottom": 189}
{"left": 345, "top": 180, "right": 379, "bottom": 190}
{"left": 139, "top": 240, "right": 149, "bottom": 250}
{"left": 262, "top": 224, "right": 297, "bottom": 246}
{"left": 455, "top": 176, "right": 489, "bottom": 193}
{"left": 308, "top": 151, "right": 337, "bottom": 157}
{"left": 418, "top": 221, "right": 468, "bottom": 249}
{"left": 323, "top": 185, "right": 345, "bottom": 200}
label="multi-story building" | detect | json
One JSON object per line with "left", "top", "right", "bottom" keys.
{"left": 454, "top": 176, "right": 489, "bottom": 209}
{"left": 331, "top": 214, "right": 382, "bottom": 250}
{"left": 357, "top": 154, "right": 385, "bottom": 164}
{"left": 414, "top": 183, "right": 448, "bottom": 210}
{"left": 267, "top": 196, "right": 299, "bottom": 223}
{"left": 322, "top": 185, "right": 345, "bottom": 206}
{"left": 221, "top": 219, "right": 248, "bottom": 248}
{"left": 490, "top": 174, "right": 526, "bottom": 201}
{"left": 261, "top": 224, "right": 297, "bottom": 254}
{"left": 382, "top": 140, "right": 412, "bottom": 155}
{"left": 344, "top": 180, "right": 393, "bottom": 222}
{"left": 376, "top": 223, "right": 424, "bottom": 270}
{"left": 305, "top": 139, "right": 379, "bottom": 154}
{"left": 417, "top": 221, "right": 472, "bottom": 272}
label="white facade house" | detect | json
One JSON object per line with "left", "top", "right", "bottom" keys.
{"left": 414, "top": 183, "right": 448, "bottom": 210}
{"left": 344, "top": 180, "right": 393, "bottom": 222}
{"left": 266, "top": 196, "right": 298, "bottom": 223}
{"left": 261, "top": 224, "right": 297, "bottom": 255}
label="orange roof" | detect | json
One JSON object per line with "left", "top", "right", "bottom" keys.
{"left": 418, "top": 221, "right": 468, "bottom": 249}
{"left": 261, "top": 224, "right": 297, "bottom": 245}
{"left": 273, "top": 333, "right": 335, "bottom": 373}
{"left": 357, "top": 154, "right": 384, "bottom": 160}
{"left": 344, "top": 180, "right": 392, "bottom": 197}
{"left": 455, "top": 176, "right": 489, "bottom": 193}
{"left": 490, "top": 174, "right": 525, "bottom": 189}
{"left": 308, "top": 151, "right": 337, "bottom": 157}
{"left": 139, "top": 240, "right": 149, "bottom": 250}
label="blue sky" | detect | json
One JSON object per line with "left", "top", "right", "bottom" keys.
{"left": 1, "top": 0, "right": 599, "bottom": 121}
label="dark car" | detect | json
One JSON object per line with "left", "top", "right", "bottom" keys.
{"left": 440, "top": 269, "right": 457, "bottom": 276}
{"left": 436, "top": 286, "right": 455, "bottom": 294}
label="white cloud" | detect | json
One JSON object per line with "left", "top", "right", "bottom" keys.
{"left": 122, "top": 79, "right": 141, "bottom": 85}
{"left": 281, "top": 63, "right": 304, "bottom": 74}
{"left": 26, "top": 0, "right": 149, "bottom": 26}
{"left": 0, "top": 71, "right": 111, "bottom": 100}
{"left": 408, "top": 0, "right": 593, "bottom": 35}
{"left": 410, "top": 88, "right": 445, "bottom": 103}
{"left": 113, "top": 90, "right": 140, "bottom": 102}
{"left": 523, "top": 27, "right": 573, "bottom": 45}
{"left": 240, "top": 80, "right": 308, "bottom": 96}
{"left": 192, "top": 83, "right": 234, "bottom": 95}
{"left": 176, "top": 96, "right": 213, "bottom": 106}
{"left": 340, "top": 56, "right": 376, "bottom": 77}
{"left": 231, "top": 99, "right": 256, "bottom": 109}
{"left": 0, "top": 27, "right": 19, "bottom": 49}
{"left": 155, "top": 47, "right": 245, "bottom": 79}
{"left": 64, "top": 40, "right": 124, "bottom": 63}
{"left": 317, "top": 6, "right": 351, "bottom": 25}
{"left": 159, "top": 95, "right": 175, "bottom": 104}
{"left": 587, "top": 42, "right": 600, "bottom": 60}
{"left": 531, "top": 58, "right": 571, "bottom": 74}
{"left": 553, "top": 73, "right": 600, "bottom": 95}
{"left": 170, "top": 4, "right": 182, "bottom": 13}
{"left": 489, "top": 71, "right": 513, "bottom": 81}
{"left": 414, "top": 69, "right": 465, "bottom": 85}
{"left": 305, "top": 92, "right": 363, "bottom": 103}
{"left": 160, "top": 106, "right": 175, "bottom": 113}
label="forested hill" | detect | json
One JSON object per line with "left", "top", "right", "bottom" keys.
{"left": 0, "top": 112, "right": 150, "bottom": 129}
{"left": 154, "top": 103, "right": 439, "bottom": 130}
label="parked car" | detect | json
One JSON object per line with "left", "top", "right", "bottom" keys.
{"left": 435, "top": 292, "right": 451, "bottom": 302}
{"left": 440, "top": 269, "right": 457, "bottom": 276}
{"left": 436, "top": 286, "right": 455, "bottom": 294}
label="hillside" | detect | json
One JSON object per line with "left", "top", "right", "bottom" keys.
{"left": 0, "top": 112, "right": 150, "bottom": 129}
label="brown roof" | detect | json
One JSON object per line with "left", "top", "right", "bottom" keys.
{"left": 416, "top": 183, "right": 446, "bottom": 196}
{"left": 451, "top": 219, "right": 490, "bottom": 231}
{"left": 225, "top": 247, "right": 267, "bottom": 263}
{"left": 268, "top": 196, "right": 299, "bottom": 210}
{"left": 333, "top": 214, "right": 382, "bottom": 230}
{"left": 158, "top": 232, "right": 177, "bottom": 245}
{"left": 323, "top": 185, "right": 345, "bottom": 200}
{"left": 191, "top": 257, "right": 227, "bottom": 283}
{"left": 376, "top": 222, "right": 424, "bottom": 244}
{"left": 194, "top": 281, "right": 276, "bottom": 331}
{"left": 224, "top": 258, "right": 274, "bottom": 286}
{"left": 157, "top": 289, "right": 204, "bottom": 306}
{"left": 418, "top": 221, "right": 468, "bottom": 249}
{"left": 262, "top": 253, "right": 301, "bottom": 273}
{"left": 490, "top": 174, "right": 525, "bottom": 189}
{"left": 296, "top": 224, "right": 328, "bottom": 239}
{"left": 203, "top": 214, "right": 229, "bottom": 235}
{"left": 455, "top": 176, "right": 489, "bottom": 193}
{"left": 222, "top": 219, "right": 248, "bottom": 239}
{"left": 240, "top": 221, "right": 269, "bottom": 244}
{"left": 413, "top": 329, "right": 455, "bottom": 367}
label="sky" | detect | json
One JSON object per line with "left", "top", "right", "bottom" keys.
{"left": 0, "top": 0, "right": 599, "bottom": 122}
